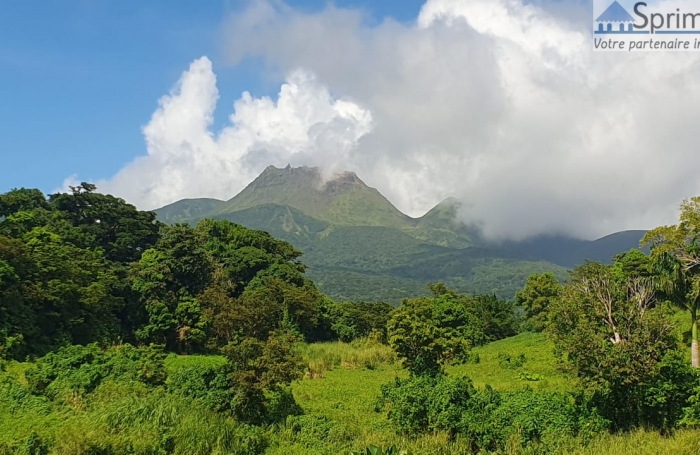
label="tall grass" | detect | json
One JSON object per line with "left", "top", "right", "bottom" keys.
{"left": 5, "top": 330, "right": 700, "bottom": 454}
{"left": 0, "top": 377, "right": 267, "bottom": 455}
{"left": 299, "top": 337, "right": 397, "bottom": 379}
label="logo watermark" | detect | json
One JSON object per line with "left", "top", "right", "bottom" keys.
{"left": 593, "top": 0, "right": 700, "bottom": 51}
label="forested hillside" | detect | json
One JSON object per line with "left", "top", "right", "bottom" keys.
{"left": 155, "top": 166, "right": 645, "bottom": 303}
{"left": 4, "top": 184, "right": 700, "bottom": 454}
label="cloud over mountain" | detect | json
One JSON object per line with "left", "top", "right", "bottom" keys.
{"left": 95, "top": 0, "right": 700, "bottom": 240}
{"left": 97, "top": 57, "right": 372, "bottom": 213}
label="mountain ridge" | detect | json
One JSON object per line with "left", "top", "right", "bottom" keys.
{"left": 153, "top": 165, "right": 646, "bottom": 302}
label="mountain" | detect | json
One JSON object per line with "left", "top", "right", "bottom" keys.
{"left": 409, "top": 197, "right": 472, "bottom": 248}
{"left": 154, "top": 166, "right": 645, "bottom": 303}
{"left": 155, "top": 198, "right": 225, "bottom": 224}
{"left": 495, "top": 230, "right": 648, "bottom": 268}
{"left": 215, "top": 165, "right": 412, "bottom": 229}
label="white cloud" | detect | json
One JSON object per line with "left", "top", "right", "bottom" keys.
{"left": 92, "top": 0, "right": 700, "bottom": 240}
{"left": 97, "top": 57, "right": 372, "bottom": 211}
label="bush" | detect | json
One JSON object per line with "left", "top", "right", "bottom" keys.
{"left": 379, "top": 375, "right": 479, "bottom": 436}
{"left": 478, "top": 389, "right": 608, "bottom": 452}
{"left": 644, "top": 350, "right": 700, "bottom": 431}
{"left": 167, "top": 362, "right": 234, "bottom": 413}
{"left": 379, "top": 375, "right": 607, "bottom": 453}
{"left": 221, "top": 329, "right": 306, "bottom": 424}
{"left": 24, "top": 343, "right": 166, "bottom": 401}
{"left": 497, "top": 352, "right": 526, "bottom": 369}
{"left": 587, "top": 348, "right": 699, "bottom": 432}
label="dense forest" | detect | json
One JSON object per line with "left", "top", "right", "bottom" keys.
{"left": 155, "top": 165, "right": 645, "bottom": 304}
{"left": 3, "top": 184, "right": 700, "bottom": 454}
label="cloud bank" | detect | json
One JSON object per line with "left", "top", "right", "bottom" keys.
{"left": 92, "top": 0, "right": 700, "bottom": 240}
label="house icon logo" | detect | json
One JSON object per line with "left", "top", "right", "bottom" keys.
{"left": 594, "top": 0, "right": 647, "bottom": 34}
{"left": 593, "top": 0, "right": 700, "bottom": 51}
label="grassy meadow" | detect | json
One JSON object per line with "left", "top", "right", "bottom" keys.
{"left": 162, "top": 332, "right": 698, "bottom": 454}
{"left": 3, "top": 330, "right": 700, "bottom": 454}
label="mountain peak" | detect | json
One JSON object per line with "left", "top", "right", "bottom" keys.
{"left": 261, "top": 164, "right": 319, "bottom": 176}
{"left": 215, "top": 165, "right": 410, "bottom": 228}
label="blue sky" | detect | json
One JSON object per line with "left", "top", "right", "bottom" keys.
{"left": 0, "top": 0, "right": 425, "bottom": 193}
{"left": 3, "top": 0, "right": 693, "bottom": 239}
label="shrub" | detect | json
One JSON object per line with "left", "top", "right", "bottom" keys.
{"left": 497, "top": 353, "right": 526, "bottom": 369}
{"left": 167, "top": 362, "right": 234, "bottom": 413}
{"left": 24, "top": 343, "right": 166, "bottom": 401}
{"left": 379, "top": 375, "right": 607, "bottom": 453}
{"left": 379, "top": 375, "right": 479, "bottom": 436}
{"left": 222, "top": 329, "right": 306, "bottom": 424}
{"left": 476, "top": 389, "right": 608, "bottom": 452}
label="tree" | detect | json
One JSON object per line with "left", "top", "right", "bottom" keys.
{"left": 130, "top": 225, "right": 214, "bottom": 352}
{"left": 324, "top": 300, "right": 394, "bottom": 342}
{"left": 470, "top": 294, "right": 518, "bottom": 341}
{"left": 221, "top": 329, "right": 305, "bottom": 423}
{"left": 48, "top": 183, "right": 161, "bottom": 263}
{"left": 0, "top": 188, "right": 49, "bottom": 218}
{"left": 642, "top": 197, "right": 700, "bottom": 368}
{"left": 515, "top": 272, "right": 562, "bottom": 331}
{"left": 547, "top": 261, "right": 684, "bottom": 429}
{"left": 387, "top": 285, "right": 484, "bottom": 376}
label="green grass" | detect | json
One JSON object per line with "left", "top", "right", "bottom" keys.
{"left": 570, "top": 428, "right": 700, "bottom": 455}
{"left": 1, "top": 360, "right": 32, "bottom": 385}
{"left": 449, "top": 332, "right": 572, "bottom": 392}
{"left": 6, "top": 331, "right": 700, "bottom": 454}
{"left": 264, "top": 333, "right": 572, "bottom": 454}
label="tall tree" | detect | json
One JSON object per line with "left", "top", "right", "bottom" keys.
{"left": 515, "top": 272, "right": 562, "bottom": 332}
{"left": 49, "top": 183, "right": 161, "bottom": 263}
{"left": 642, "top": 197, "right": 700, "bottom": 368}
{"left": 547, "top": 261, "right": 679, "bottom": 429}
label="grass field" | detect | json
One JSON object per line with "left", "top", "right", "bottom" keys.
{"left": 277, "top": 331, "right": 700, "bottom": 454}
{"left": 5, "top": 329, "right": 700, "bottom": 454}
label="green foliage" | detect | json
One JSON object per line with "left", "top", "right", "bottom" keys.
{"left": 1, "top": 184, "right": 330, "bottom": 358}
{"left": 0, "top": 185, "right": 162, "bottom": 357}
{"left": 1, "top": 350, "right": 269, "bottom": 455}
{"left": 497, "top": 352, "right": 526, "bottom": 369}
{"left": 387, "top": 285, "right": 515, "bottom": 376}
{"left": 25, "top": 343, "right": 166, "bottom": 401}
{"left": 478, "top": 388, "right": 607, "bottom": 452}
{"left": 379, "top": 374, "right": 479, "bottom": 436}
{"left": 548, "top": 260, "right": 695, "bottom": 430}
{"left": 324, "top": 300, "right": 394, "bottom": 342}
{"left": 167, "top": 361, "right": 233, "bottom": 413}
{"left": 516, "top": 272, "right": 562, "bottom": 331}
{"left": 221, "top": 329, "right": 306, "bottom": 424}
{"left": 643, "top": 199, "right": 700, "bottom": 368}
{"left": 48, "top": 182, "right": 161, "bottom": 263}
{"left": 388, "top": 298, "right": 474, "bottom": 376}
{"left": 379, "top": 374, "right": 606, "bottom": 453}
{"left": 280, "top": 414, "right": 354, "bottom": 450}
{"left": 351, "top": 445, "right": 412, "bottom": 455}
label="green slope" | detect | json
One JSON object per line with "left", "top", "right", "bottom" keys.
{"left": 409, "top": 197, "right": 473, "bottom": 248}
{"left": 152, "top": 165, "right": 643, "bottom": 304}
{"left": 212, "top": 203, "right": 330, "bottom": 250}
{"left": 203, "top": 204, "right": 569, "bottom": 303}
{"left": 154, "top": 198, "right": 225, "bottom": 224}
{"left": 215, "top": 165, "right": 414, "bottom": 229}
